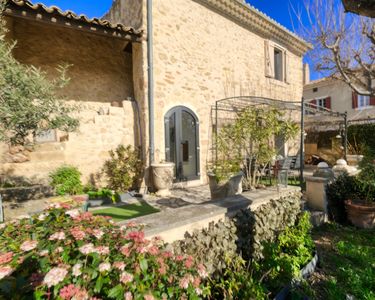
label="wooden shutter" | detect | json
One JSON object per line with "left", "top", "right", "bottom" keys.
{"left": 352, "top": 92, "right": 358, "bottom": 108}
{"left": 264, "top": 40, "right": 274, "bottom": 78}
{"left": 310, "top": 99, "right": 317, "bottom": 108}
{"left": 325, "top": 97, "right": 331, "bottom": 109}
{"left": 370, "top": 96, "right": 375, "bottom": 106}
{"left": 284, "top": 51, "right": 290, "bottom": 83}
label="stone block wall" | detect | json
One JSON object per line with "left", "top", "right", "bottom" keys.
{"left": 172, "top": 190, "right": 302, "bottom": 274}
{"left": 0, "top": 100, "right": 138, "bottom": 184}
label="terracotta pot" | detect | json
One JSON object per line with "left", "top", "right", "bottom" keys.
{"left": 151, "top": 162, "right": 175, "bottom": 197}
{"left": 207, "top": 172, "right": 243, "bottom": 200}
{"left": 345, "top": 200, "right": 375, "bottom": 229}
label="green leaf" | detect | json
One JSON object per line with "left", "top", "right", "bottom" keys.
{"left": 140, "top": 258, "right": 148, "bottom": 272}
{"left": 108, "top": 284, "right": 124, "bottom": 299}
{"left": 94, "top": 275, "right": 104, "bottom": 293}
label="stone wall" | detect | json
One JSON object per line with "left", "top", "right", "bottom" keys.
{"left": 10, "top": 19, "right": 134, "bottom": 102}
{"left": 0, "top": 100, "right": 138, "bottom": 184}
{"left": 0, "top": 18, "right": 138, "bottom": 185}
{"left": 172, "top": 190, "right": 302, "bottom": 274}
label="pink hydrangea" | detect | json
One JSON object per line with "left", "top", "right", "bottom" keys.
{"left": 72, "top": 263, "right": 82, "bottom": 277}
{"left": 98, "top": 262, "right": 111, "bottom": 273}
{"left": 144, "top": 295, "right": 155, "bottom": 300}
{"left": 197, "top": 264, "right": 208, "bottom": 278}
{"left": 184, "top": 256, "right": 194, "bottom": 268}
{"left": 124, "top": 292, "right": 133, "bottom": 300}
{"left": 195, "top": 288, "right": 203, "bottom": 296}
{"left": 147, "top": 245, "right": 159, "bottom": 255}
{"left": 0, "top": 266, "right": 14, "bottom": 280}
{"left": 65, "top": 209, "right": 80, "bottom": 218}
{"left": 59, "top": 284, "right": 80, "bottom": 300}
{"left": 70, "top": 227, "right": 86, "bottom": 240}
{"left": 95, "top": 246, "right": 110, "bottom": 255}
{"left": 120, "top": 245, "right": 132, "bottom": 257}
{"left": 43, "top": 267, "right": 68, "bottom": 287}
{"left": 56, "top": 247, "right": 64, "bottom": 253}
{"left": 79, "top": 243, "right": 95, "bottom": 255}
{"left": 179, "top": 274, "right": 193, "bottom": 289}
{"left": 92, "top": 229, "right": 104, "bottom": 240}
{"left": 72, "top": 288, "right": 89, "bottom": 300}
{"left": 0, "top": 252, "right": 13, "bottom": 265}
{"left": 120, "top": 271, "right": 134, "bottom": 284}
{"left": 113, "top": 261, "right": 126, "bottom": 271}
{"left": 20, "top": 240, "right": 38, "bottom": 252}
{"left": 39, "top": 250, "right": 49, "bottom": 257}
{"left": 125, "top": 231, "right": 145, "bottom": 243}
{"left": 49, "top": 232, "right": 66, "bottom": 241}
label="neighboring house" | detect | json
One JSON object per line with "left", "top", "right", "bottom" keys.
{"left": 303, "top": 77, "right": 375, "bottom": 121}
{"left": 303, "top": 77, "right": 375, "bottom": 164}
{"left": 1, "top": 0, "right": 310, "bottom": 187}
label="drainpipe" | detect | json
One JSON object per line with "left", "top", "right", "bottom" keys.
{"left": 147, "top": 0, "right": 155, "bottom": 164}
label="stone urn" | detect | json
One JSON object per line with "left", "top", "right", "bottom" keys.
{"left": 332, "top": 159, "right": 359, "bottom": 177}
{"left": 345, "top": 200, "right": 375, "bottom": 229}
{"left": 207, "top": 171, "right": 243, "bottom": 200}
{"left": 151, "top": 162, "right": 175, "bottom": 197}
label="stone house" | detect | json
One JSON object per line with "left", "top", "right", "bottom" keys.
{"left": 1, "top": 0, "right": 310, "bottom": 188}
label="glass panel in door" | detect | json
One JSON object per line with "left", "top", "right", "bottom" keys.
{"left": 180, "top": 110, "right": 198, "bottom": 179}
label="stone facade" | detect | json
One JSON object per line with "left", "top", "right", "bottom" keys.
{"left": 2, "top": 0, "right": 309, "bottom": 187}
{"left": 105, "top": 0, "right": 309, "bottom": 185}
{"left": 1, "top": 18, "right": 138, "bottom": 184}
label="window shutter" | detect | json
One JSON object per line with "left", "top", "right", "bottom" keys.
{"left": 325, "top": 97, "right": 331, "bottom": 109}
{"left": 352, "top": 92, "right": 358, "bottom": 108}
{"left": 264, "top": 40, "right": 274, "bottom": 78}
{"left": 310, "top": 99, "right": 317, "bottom": 108}
{"left": 370, "top": 96, "right": 375, "bottom": 106}
{"left": 284, "top": 51, "right": 290, "bottom": 83}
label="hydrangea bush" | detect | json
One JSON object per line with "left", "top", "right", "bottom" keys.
{"left": 0, "top": 203, "right": 208, "bottom": 299}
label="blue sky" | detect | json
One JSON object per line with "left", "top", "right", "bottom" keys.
{"left": 38, "top": 0, "right": 318, "bottom": 79}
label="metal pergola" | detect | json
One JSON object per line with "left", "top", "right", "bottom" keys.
{"left": 212, "top": 96, "right": 348, "bottom": 188}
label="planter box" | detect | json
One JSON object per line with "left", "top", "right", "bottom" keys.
{"left": 207, "top": 172, "right": 243, "bottom": 200}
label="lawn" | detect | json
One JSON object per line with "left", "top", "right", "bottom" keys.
{"left": 92, "top": 202, "right": 160, "bottom": 222}
{"left": 299, "top": 223, "right": 375, "bottom": 300}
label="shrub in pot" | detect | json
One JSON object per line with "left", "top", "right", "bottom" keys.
{"left": 103, "top": 145, "right": 143, "bottom": 201}
{"left": 345, "top": 161, "right": 375, "bottom": 229}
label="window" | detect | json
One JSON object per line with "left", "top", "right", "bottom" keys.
{"left": 316, "top": 98, "right": 326, "bottom": 109}
{"left": 274, "top": 48, "right": 283, "bottom": 81}
{"left": 313, "top": 87, "right": 318, "bottom": 93}
{"left": 358, "top": 95, "right": 370, "bottom": 108}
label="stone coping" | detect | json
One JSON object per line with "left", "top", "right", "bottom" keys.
{"left": 121, "top": 186, "right": 300, "bottom": 238}
{"left": 305, "top": 176, "right": 331, "bottom": 183}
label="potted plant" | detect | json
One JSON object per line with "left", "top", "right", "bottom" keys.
{"left": 151, "top": 161, "right": 175, "bottom": 197}
{"left": 86, "top": 188, "right": 116, "bottom": 207}
{"left": 103, "top": 145, "right": 143, "bottom": 202}
{"left": 207, "top": 159, "right": 243, "bottom": 200}
{"left": 345, "top": 161, "right": 375, "bottom": 229}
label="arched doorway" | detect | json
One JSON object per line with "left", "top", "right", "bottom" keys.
{"left": 164, "top": 106, "right": 200, "bottom": 181}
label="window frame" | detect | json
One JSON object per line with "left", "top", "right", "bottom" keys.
{"left": 273, "top": 47, "right": 284, "bottom": 81}
{"left": 357, "top": 94, "right": 370, "bottom": 109}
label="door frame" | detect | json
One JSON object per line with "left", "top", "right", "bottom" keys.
{"left": 164, "top": 106, "right": 200, "bottom": 181}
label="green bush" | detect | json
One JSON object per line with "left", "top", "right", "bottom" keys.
{"left": 326, "top": 173, "right": 357, "bottom": 224}
{"left": 103, "top": 145, "right": 143, "bottom": 192}
{"left": 49, "top": 165, "right": 83, "bottom": 196}
{"left": 207, "top": 256, "right": 266, "bottom": 299}
{"left": 258, "top": 212, "right": 314, "bottom": 292}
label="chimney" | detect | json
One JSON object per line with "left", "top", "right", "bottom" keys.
{"left": 303, "top": 63, "right": 310, "bottom": 85}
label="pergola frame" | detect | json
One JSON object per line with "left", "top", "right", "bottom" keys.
{"left": 213, "top": 96, "right": 348, "bottom": 189}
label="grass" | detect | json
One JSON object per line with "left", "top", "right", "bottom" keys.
{"left": 305, "top": 223, "right": 375, "bottom": 300}
{"left": 92, "top": 202, "right": 160, "bottom": 222}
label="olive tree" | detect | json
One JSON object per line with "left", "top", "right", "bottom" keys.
{"left": 0, "top": 1, "right": 79, "bottom": 146}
